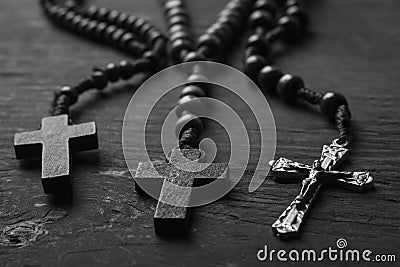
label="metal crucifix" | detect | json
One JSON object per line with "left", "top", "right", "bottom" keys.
{"left": 269, "top": 139, "right": 374, "bottom": 239}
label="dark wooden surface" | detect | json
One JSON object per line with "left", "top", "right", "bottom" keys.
{"left": 1, "top": 0, "right": 400, "bottom": 266}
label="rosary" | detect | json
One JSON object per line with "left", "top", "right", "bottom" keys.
{"left": 13, "top": 0, "right": 374, "bottom": 239}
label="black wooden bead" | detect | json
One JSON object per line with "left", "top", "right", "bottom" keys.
{"left": 285, "top": 0, "right": 298, "bottom": 7}
{"left": 120, "top": 32, "right": 135, "bottom": 48}
{"left": 63, "top": 11, "right": 75, "bottom": 29}
{"left": 244, "top": 46, "right": 263, "bottom": 58}
{"left": 86, "top": 5, "right": 99, "bottom": 18}
{"left": 249, "top": 10, "right": 275, "bottom": 30}
{"left": 111, "top": 28, "right": 125, "bottom": 45}
{"left": 91, "top": 71, "right": 108, "bottom": 90}
{"left": 218, "top": 14, "right": 242, "bottom": 32}
{"left": 170, "top": 31, "right": 192, "bottom": 43}
{"left": 276, "top": 74, "right": 304, "bottom": 103}
{"left": 77, "top": 18, "right": 90, "bottom": 35}
{"left": 170, "top": 39, "right": 193, "bottom": 62}
{"left": 124, "top": 15, "right": 138, "bottom": 30}
{"left": 132, "top": 17, "right": 147, "bottom": 34}
{"left": 104, "top": 25, "right": 118, "bottom": 43}
{"left": 96, "top": 7, "right": 109, "bottom": 21}
{"left": 180, "top": 85, "right": 206, "bottom": 98}
{"left": 105, "top": 63, "right": 120, "bottom": 82}
{"left": 143, "top": 51, "right": 159, "bottom": 70}
{"left": 107, "top": 10, "right": 120, "bottom": 25}
{"left": 319, "top": 92, "right": 348, "bottom": 120}
{"left": 254, "top": 0, "right": 279, "bottom": 17}
{"left": 286, "top": 6, "right": 308, "bottom": 31}
{"left": 115, "top": 12, "right": 129, "bottom": 27}
{"left": 183, "top": 51, "right": 205, "bottom": 62}
{"left": 139, "top": 23, "right": 153, "bottom": 39}
{"left": 71, "top": 14, "right": 83, "bottom": 31}
{"left": 244, "top": 55, "right": 268, "bottom": 81}
{"left": 169, "top": 24, "right": 190, "bottom": 35}
{"left": 247, "top": 34, "right": 270, "bottom": 54}
{"left": 278, "top": 15, "right": 302, "bottom": 42}
{"left": 164, "top": 0, "right": 184, "bottom": 12}
{"left": 198, "top": 34, "right": 223, "bottom": 59}
{"left": 257, "top": 65, "right": 283, "bottom": 95}
{"left": 86, "top": 20, "right": 99, "bottom": 38}
{"left": 168, "top": 15, "right": 189, "bottom": 27}
{"left": 119, "top": 60, "right": 135, "bottom": 80}
{"left": 126, "top": 41, "right": 146, "bottom": 57}
{"left": 166, "top": 7, "right": 188, "bottom": 20}
{"left": 59, "top": 86, "right": 78, "bottom": 104}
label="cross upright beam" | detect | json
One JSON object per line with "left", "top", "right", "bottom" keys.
{"left": 135, "top": 148, "right": 229, "bottom": 236}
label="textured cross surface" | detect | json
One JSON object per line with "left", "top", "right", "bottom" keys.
{"left": 270, "top": 140, "right": 374, "bottom": 239}
{"left": 135, "top": 148, "right": 229, "bottom": 236}
{"left": 14, "top": 114, "right": 98, "bottom": 194}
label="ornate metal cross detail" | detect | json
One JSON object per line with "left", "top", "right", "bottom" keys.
{"left": 269, "top": 139, "right": 374, "bottom": 239}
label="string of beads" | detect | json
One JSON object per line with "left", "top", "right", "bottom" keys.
{"left": 243, "top": 0, "right": 352, "bottom": 145}
{"left": 39, "top": 0, "right": 167, "bottom": 119}
{"left": 165, "top": 0, "right": 255, "bottom": 149}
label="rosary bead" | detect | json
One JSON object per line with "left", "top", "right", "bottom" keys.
{"left": 183, "top": 51, "right": 206, "bottom": 62}
{"left": 198, "top": 34, "right": 223, "bottom": 59}
{"left": 187, "top": 73, "right": 209, "bottom": 84}
{"left": 63, "top": 11, "right": 75, "bottom": 29}
{"left": 164, "top": 0, "right": 184, "bottom": 12}
{"left": 180, "top": 85, "right": 206, "bottom": 98}
{"left": 249, "top": 10, "right": 275, "bottom": 30}
{"left": 285, "top": 0, "right": 298, "bottom": 8}
{"left": 115, "top": 12, "right": 129, "bottom": 27}
{"left": 86, "top": 20, "right": 99, "bottom": 39}
{"left": 278, "top": 15, "right": 302, "bottom": 42}
{"left": 71, "top": 14, "right": 83, "bottom": 32}
{"left": 254, "top": 0, "right": 279, "bottom": 17}
{"left": 276, "top": 74, "right": 304, "bottom": 103}
{"left": 244, "top": 55, "right": 268, "bottom": 81}
{"left": 59, "top": 86, "right": 78, "bottom": 105}
{"left": 104, "top": 25, "right": 118, "bottom": 43}
{"left": 107, "top": 10, "right": 120, "bottom": 25}
{"left": 131, "top": 17, "right": 147, "bottom": 34}
{"left": 139, "top": 23, "right": 153, "bottom": 39}
{"left": 120, "top": 32, "right": 135, "bottom": 48}
{"left": 247, "top": 34, "right": 270, "bottom": 54}
{"left": 175, "top": 113, "right": 204, "bottom": 138}
{"left": 170, "top": 39, "right": 193, "bottom": 62}
{"left": 257, "top": 65, "right": 283, "bottom": 95}
{"left": 77, "top": 18, "right": 90, "bottom": 35}
{"left": 105, "top": 63, "right": 120, "bottom": 82}
{"left": 119, "top": 60, "right": 135, "bottom": 80}
{"left": 143, "top": 51, "right": 159, "bottom": 70}
{"left": 286, "top": 6, "right": 308, "bottom": 31}
{"left": 91, "top": 71, "right": 108, "bottom": 90}
{"left": 170, "top": 30, "right": 192, "bottom": 43}
{"left": 168, "top": 14, "right": 189, "bottom": 27}
{"left": 96, "top": 7, "right": 109, "bottom": 22}
{"left": 176, "top": 95, "right": 205, "bottom": 117}
{"left": 111, "top": 28, "right": 125, "bottom": 45}
{"left": 166, "top": 7, "right": 188, "bottom": 20}
{"left": 319, "top": 92, "right": 348, "bottom": 120}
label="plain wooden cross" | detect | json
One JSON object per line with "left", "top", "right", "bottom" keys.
{"left": 269, "top": 140, "right": 374, "bottom": 239}
{"left": 14, "top": 114, "right": 98, "bottom": 194}
{"left": 135, "top": 148, "right": 229, "bottom": 236}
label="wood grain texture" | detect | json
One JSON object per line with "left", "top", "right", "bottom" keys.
{"left": 1, "top": 0, "right": 400, "bottom": 266}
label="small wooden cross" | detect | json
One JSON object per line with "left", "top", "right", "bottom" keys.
{"left": 269, "top": 140, "right": 374, "bottom": 239}
{"left": 135, "top": 148, "right": 229, "bottom": 236}
{"left": 14, "top": 114, "right": 98, "bottom": 194}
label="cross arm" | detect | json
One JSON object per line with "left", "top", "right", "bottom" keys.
{"left": 14, "top": 130, "right": 43, "bottom": 159}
